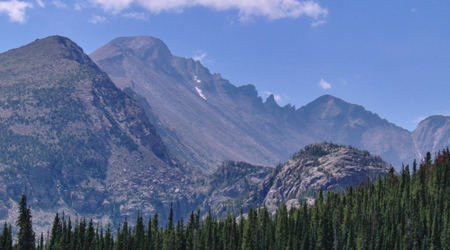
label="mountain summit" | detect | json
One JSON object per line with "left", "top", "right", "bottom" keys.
{"left": 91, "top": 36, "right": 449, "bottom": 171}
{"left": 91, "top": 35, "right": 311, "bottom": 173}
{"left": 412, "top": 115, "right": 450, "bottom": 157}
{"left": 0, "top": 36, "right": 201, "bottom": 230}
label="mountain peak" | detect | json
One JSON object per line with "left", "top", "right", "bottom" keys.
{"left": 0, "top": 35, "right": 201, "bottom": 230}
{"left": 418, "top": 115, "right": 450, "bottom": 126}
{"left": 4, "top": 35, "right": 86, "bottom": 61}
{"left": 109, "top": 36, "right": 173, "bottom": 61}
{"left": 264, "top": 94, "right": 279, "bottom": 106}
{"left": 311, "top": 94, "right": 346, "bottom": 106}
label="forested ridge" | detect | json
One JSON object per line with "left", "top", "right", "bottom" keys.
{"left": 2, "top": 149, "right": 450, "bottom": 250}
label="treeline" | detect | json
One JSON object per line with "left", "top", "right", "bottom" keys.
{"left": 2, "top": 149, "right": 450, "bottom": 250}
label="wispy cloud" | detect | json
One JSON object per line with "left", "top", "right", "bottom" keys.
{"left": 310, "top": 19, "right": 326, "bottom": 27}
{"left": 410, "top": 8, "right": 416, "bottom": 13}
{"left": 264, "top": 91, "right": 282, "bottom": 101}
{"left": 52, "top": 0, "right": 66, "bottom": 8}
{"left": 0, "top": 0, "right": 33, "bottom": 23}
{"left": 74, "top": 3, "right": 83, "bottom": 10}
{"left": 89, "top": 0, "right": 327, "bottom": 21}
{"left": 319, "top": 78, "right": 331, "bottom": 89}
{"left": 35, "top": 0, "right": 44, "bottom": 7}
{"left": 193, "top": 50, "right": 207, "bottom": 63}
{"left": 413, "top": 116, "right": 426, "bottom": 124}
{"left": 263, "top": 91, "right": 289, "bottom": 105}
{"left": 122, "top": 11, "right": 148, "bottom": 20}
{"left": 413, "top": 111, "right": 450, "bottom": 124}
{"left": 90, "top": 14, "right": 106, "bottom": 23}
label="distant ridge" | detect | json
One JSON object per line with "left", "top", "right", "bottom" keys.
{"left": 91, "top": 35, "right": 450, "bottom": 172}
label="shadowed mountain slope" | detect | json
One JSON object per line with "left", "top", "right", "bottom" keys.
{"left": 90, "top": 36, "right": 448, "bottom": 172}
{"left": 90, "top": 36, "right": 314, "bottom": 173}
{"left": 0, "top": 36, "right": 203, "bottom": 231}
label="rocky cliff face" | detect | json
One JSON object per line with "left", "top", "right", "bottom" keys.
{"left": 412, "top": 115, "right": 450, "bottom": 158}
{"left": 0, "top": 36, "right": 203, "bottom": 232}
{"left": 91, "top": 36, "right": 448, "bottom": 173}
{"left": 199, "top": 161, "right": 272, "bottom": 217}
{"left": 90, "top": 36, "right": 313, "bottom": 173}
{"left": 240, "top": 142, "right": 391, "bottom": 214}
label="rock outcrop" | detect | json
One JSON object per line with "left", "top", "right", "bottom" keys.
{"left": 240, "top": 142, "right": 391, "bottom": 214}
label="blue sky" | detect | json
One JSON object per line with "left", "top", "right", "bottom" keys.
{"left": 1, "top": 0, "right": 449, "bottom": 131}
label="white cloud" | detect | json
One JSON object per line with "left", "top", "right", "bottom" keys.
{"left": 90, "top": 14, "right": 105, "bottom": 23}
{"left": 193, "top": 51, "right": 207, "bottom": 63}
{"left": 52, "top": 0, "right": 66, "bottom": 8}
{"left": 74, "top": 3, "right": 83, "bottom": 10}
{"left": 413, "top": 116, "right": 426, "bottom": 124}
{"left": 35, "top": 0, "right": 44, "bottom": 7}
{"left": 319, "top": 78, "right": 331, "bottom": 89}
{"left": 89, "top": 0, "right": 327, "bottom": 20}
{"left": 122, "top": 11, "right": 148, "bottom": 19}
{"left": 410, "top": 8, "right": 416, "bottom": 13}
{"left": 0, "top": 0, "right": 33, "bottom": 23}
{"left": 310, "top": 19, "right": 325, "bottom": 27}
{"left": 263, "top": 91, "right": 290, "bottom": 105}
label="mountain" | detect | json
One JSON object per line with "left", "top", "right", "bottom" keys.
{"left": 2, "top": 35, "right": 449, "bottom": 233}
{"left": 239, "top": 142, "right": 391, "bottom": 214}
{"left": 91, "top": 35, "right": 446, "bottom": 172}
{"left": 90, "top": 36, "right": 314, "bottom": 173}
{"left": 199, "top": 161, "right": 272, "bottom": 217}
{"left": 412, "top": 115, "right": 450, "bottom": 158}
{"left": 0, "top": 36, "right": 203, "bottom": 232}
{"left": 296, "top": 95, "right": 418, "bottom": 168}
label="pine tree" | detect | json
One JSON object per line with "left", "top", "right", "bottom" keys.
{"left": 83, "top": 219, "right": 95, "bottom": 250}
{"left": 242, "top": 208, "right": 257, "bottom": 250}
{"left": 185, "top": 211, "right": 195, "bottom": 250}
{"left": 145, "top": 218, "right": 152, "bottom": 250}
{"left": 1, "top": 222, "right": 13, "bottom": 250}
{"left": 49, "top": 212, "right": 61, "bottom": 250}
{"left": 133, "top": 212, "right": 145, "bottom": 250}
{"left": 152, "top": 213, "right": 161, "bottom": 250}
{"left": 104, "top": 223, "right": 113, "bottom": 250}
{"left": 16, "top": 193, "right": 36, "bottom": 250}
{"left": 163, "top": 205, "right": 175, "bottom": 250}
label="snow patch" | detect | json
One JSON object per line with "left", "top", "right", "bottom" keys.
{"left": 195, "top": 87, "right": 206, "bottom": 100}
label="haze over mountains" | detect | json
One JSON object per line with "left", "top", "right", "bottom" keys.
{"left": 90, "top": 35, "right": 449, "bottom": 173}
{"left": 0, "top": 35, "right": 449, "bottom": 233}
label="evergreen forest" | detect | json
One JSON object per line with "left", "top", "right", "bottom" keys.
{"left": 2, "top": 149, "right": 450, "bottom": 250}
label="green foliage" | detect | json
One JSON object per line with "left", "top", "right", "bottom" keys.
{"left": 16, "top": 194, "right": 35, "bottom": 250}
{"left": 0, "top": 222, "right": 13, "bottom": 250}
{"left": 4, "top": 149, "right": 450, "bottom": 249}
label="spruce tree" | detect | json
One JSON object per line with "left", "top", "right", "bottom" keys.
{"left": 16, "top": 193, "right": 35, "bottom": 250}
{"left": 1, "top": 222, "right": 13, "bottom": 250}
{"left": 133, "top": 212, "right": 145, "bottom": 250}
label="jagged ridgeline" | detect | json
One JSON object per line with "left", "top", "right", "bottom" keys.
{"left": 0, "top": 36, "right": 201, "bottom": 230}
{"left": 3, "top": 150, "right": 449, "bottom": 250}
{"left": 90, "top": 35, "right": 450, "bottom": 174}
